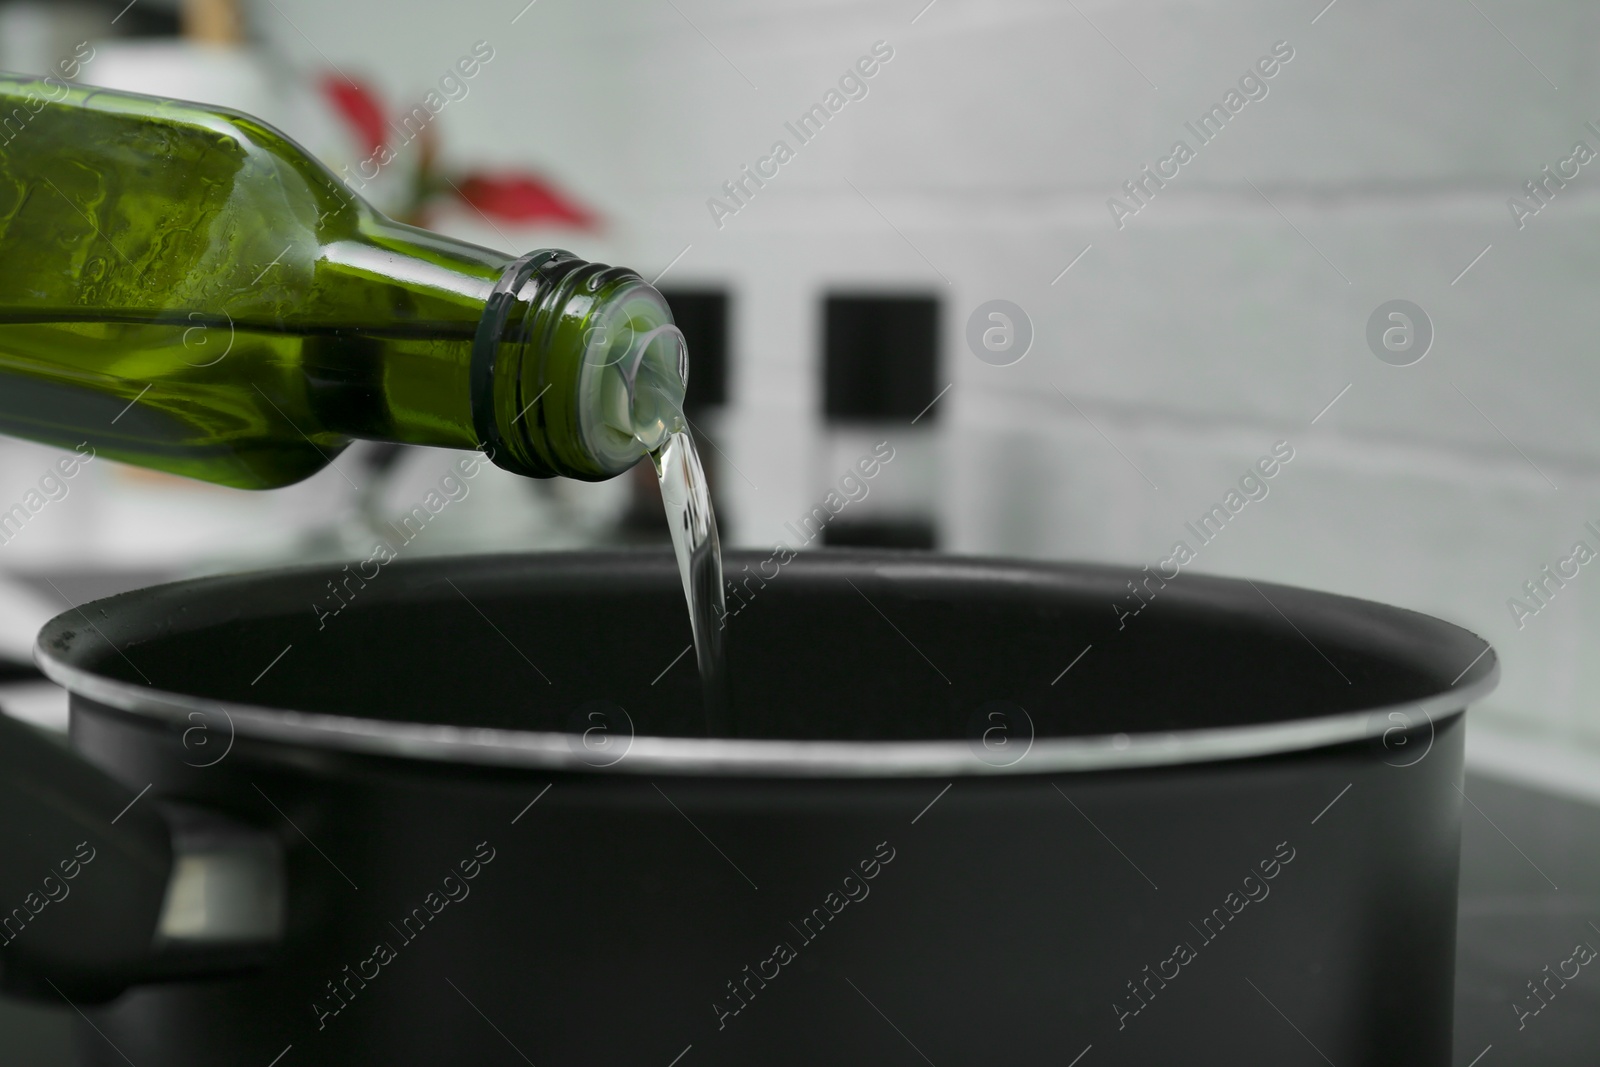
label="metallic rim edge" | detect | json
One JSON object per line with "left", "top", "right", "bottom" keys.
{"left": 36, "top": 650, "right": 1498, "bottom": 777}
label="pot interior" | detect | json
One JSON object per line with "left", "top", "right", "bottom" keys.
{"left": 38, "top": 550, "right": 1493, "bottom": 743}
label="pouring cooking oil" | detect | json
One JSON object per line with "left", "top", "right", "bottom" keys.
{"left": 652, "top": 429, "right": 730, "bottom": 736}
{"left": 0, "top": 73, "right": 732, "bottom": 736}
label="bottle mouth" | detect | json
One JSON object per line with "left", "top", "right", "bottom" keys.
{"left": 472, "top": 252, "right": 688, "bottom": 481}
{"left": 579, "top": 312, "right": 689, "bottom": 467}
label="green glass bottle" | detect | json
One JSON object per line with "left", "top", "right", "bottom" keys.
{"left": 0, "top": 74, "right": 686, "bottom": 489}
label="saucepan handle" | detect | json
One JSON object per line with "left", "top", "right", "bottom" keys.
{"left": 0, "top": 711, "right": 283, "bottom": 1002}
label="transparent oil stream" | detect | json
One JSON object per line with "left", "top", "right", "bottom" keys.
{"left": 651, "top": 428, "right": 729, "bottom": 736}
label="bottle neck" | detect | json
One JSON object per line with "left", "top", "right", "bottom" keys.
{"left": 471, "top": 250, "right": 687, "bottom": 481}
{"left": 318, "top": 233, "right": 687, "bottom": 483}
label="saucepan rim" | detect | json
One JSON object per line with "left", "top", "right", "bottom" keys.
{"left": 32, "top": 551, "right": 1499, "bottom": 778}
{"left": 38, "top": 657, "right": 1488, "bottom": 777}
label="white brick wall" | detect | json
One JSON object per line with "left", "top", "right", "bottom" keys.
{"left": 14, "top": 0, "right": 1586, "bottom": 760}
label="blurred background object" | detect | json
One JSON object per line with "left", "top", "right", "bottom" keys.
{"left": 4, "top": 1, "right": 1600, "bottom": 1059}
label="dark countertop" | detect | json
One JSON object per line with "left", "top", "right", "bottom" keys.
{"left": 1455, "top": 775, "right": 1600, "bottom": 1065}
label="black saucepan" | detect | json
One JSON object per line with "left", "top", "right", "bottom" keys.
{"left": 0, "top": 550, "right": 1496, "bottom": 1065}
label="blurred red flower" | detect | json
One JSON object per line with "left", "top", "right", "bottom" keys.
{"left": 454, "top": 173, "right": 598, "bottom": 229}
{"left": 321, "top": 75, "right": 388, "bottom": 156}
